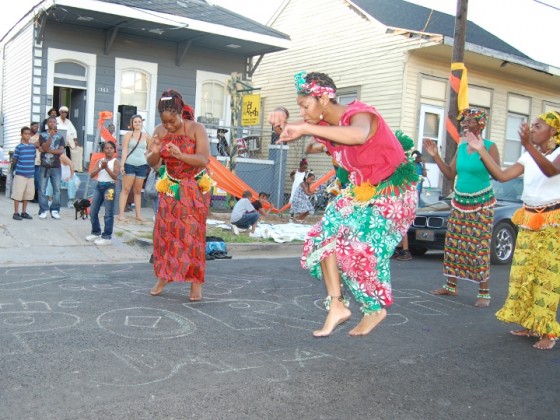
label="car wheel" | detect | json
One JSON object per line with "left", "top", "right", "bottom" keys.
{"left": 409, "top": 246, "right": 428, "bottom": 256}
{"left": 491, "top": 222, "right": 516, "bottom": 265}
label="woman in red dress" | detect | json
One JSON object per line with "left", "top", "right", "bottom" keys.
{"left": 147, "top": 89, "right": 210, "bottom": 301}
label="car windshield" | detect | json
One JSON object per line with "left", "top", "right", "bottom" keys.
{"left": 491, "top": 178, "right": 523, "bottom": 203}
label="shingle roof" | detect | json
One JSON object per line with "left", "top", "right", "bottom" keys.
{"left": 100, "top": 0, "right": 289, "bottom": 40}
{"left": 351, "top": 0, "right": 529, "bottom": 59}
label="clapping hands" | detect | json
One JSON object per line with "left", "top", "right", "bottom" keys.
{"left": 464, "top": 131, "right": 484, "bottom": 151}
{"left": 422, "top": 138, "right": 438, "bottom": 157}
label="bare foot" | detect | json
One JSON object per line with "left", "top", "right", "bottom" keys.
{"left": 150, "top": 278, "right": 168, "bottom": 296}
{"left": 313, "top": 306, "right": 352, "bottom": 337}
{"left": 431, "top": 287, "right": 457, "bottom": 296}
{"left": 474, "top": 298, "right": 491, "bottom": 307}
{"left": 349, "top": 308, "right": 387, "bottom": 336}
{"left": 533, "top": 337, "right": 556, "bottom": 350}
{"left": 189, "top": 282, "right": 202, "bottom": 301}
{"left": 510, "top": 329, "right": 537, "bottom": 337}
{"left": 117, "top": 215, "right": 125, "bottom": 222}
{"left": 135, "top": 216, "right": 146, "bottom": 222}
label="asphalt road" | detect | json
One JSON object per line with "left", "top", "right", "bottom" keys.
{"left": 1, "top": 254, "right": 558, "bottom": 420}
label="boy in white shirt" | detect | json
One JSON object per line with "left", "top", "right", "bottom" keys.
{"left": 230, "top": 190, "right": 259, "bottom": 235}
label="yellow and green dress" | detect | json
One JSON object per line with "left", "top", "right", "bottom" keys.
{"left": 496, "top": 147, "right": 560, "bottom": 339}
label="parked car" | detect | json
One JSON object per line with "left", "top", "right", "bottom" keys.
{"left": 407, "top": 178, "right": 523, "bottom": 265}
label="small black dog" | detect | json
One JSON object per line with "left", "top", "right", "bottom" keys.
{"left": 74, "top": 199, "right": 91, "bottom": 220}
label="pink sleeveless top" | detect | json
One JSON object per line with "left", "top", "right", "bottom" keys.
{"left": 315, "top": 101, "right": 405, "bottom": 185}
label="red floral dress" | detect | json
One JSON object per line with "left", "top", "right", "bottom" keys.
{"left": 153, "top": 131, "right": 209, "bottom": 283}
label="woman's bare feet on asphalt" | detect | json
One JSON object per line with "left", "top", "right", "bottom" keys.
{"left": 474, "top": 298, "right": 491, "bottom": 307}
{"left": 313, "top": 306, "right": 351, "bottom": 337}
{"left": 510, "top": 329, "right": 537, "bottom": 337}
{"left": 150, "top": 278, "right": 168, "bottom": 296}
{"left": 533, "top": 336, "right": 556, "bottom": 350}
{"left": 189, "top": 282, "right": 202, "bottom": 301}
{"left": 349, "top": 309, "right": 387, "bottom": 336}
{"left": 431, "top": 287, "right": 457, "bottom": 296}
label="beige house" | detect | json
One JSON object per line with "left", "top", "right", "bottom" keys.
{"left": 252, "top": 0, "right": 560, "bottom": 192}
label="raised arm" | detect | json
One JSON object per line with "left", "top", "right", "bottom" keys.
{"left": 422, "top": 138, "right": 457, "bottom": 180}
{"left": 465, "top": 132, "right": 524, "bottom": 181}
{"left": 518, "top": 122, "right": 560, "bottom": 177}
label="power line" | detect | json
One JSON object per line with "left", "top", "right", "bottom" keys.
{"left": 534, "top": 0, "right": 560, "bottom": 11}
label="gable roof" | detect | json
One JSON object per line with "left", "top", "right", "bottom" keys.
{"left": 100, "top": 0, "right": 290, "bottom": 40}
{"left": 1, "top": 0, "right": 290, "bottom": 56}
{"left": 351, "top": 0, "right": 529, "bottom": 59}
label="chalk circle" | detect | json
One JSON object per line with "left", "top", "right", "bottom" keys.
{"left": 97, "top": 307, "right": 195, "bottom": 340}
{"left": 228, "top": 302, "right": 251, "bottom": 309}
{"left": 3, "top": 316, "right": 35, "bottom": 326}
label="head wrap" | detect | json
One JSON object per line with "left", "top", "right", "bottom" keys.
{"left": 459, "top": 108, "right": 487, "bottom": 130}
{"left": 538, "top": 111, "right": 560, "bottom": 144}
{"left": 294, "top": 71, "right": 336, "bottom": 98}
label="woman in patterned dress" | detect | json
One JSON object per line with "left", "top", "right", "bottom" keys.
{"left": 424, "top": 108, "right": 500, "bottom": 307}
{"left": 467, "top": 112, "right": 560, "bottom": 350}
{"left": 147, "top": 89, "right": 210, "bottom": 301}
{"left": 269, "top": 71, "right": 418, "bottom": 337}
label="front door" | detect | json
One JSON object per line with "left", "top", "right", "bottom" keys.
{"left": 417, "top": 104, "right": 445, "bottom": 189}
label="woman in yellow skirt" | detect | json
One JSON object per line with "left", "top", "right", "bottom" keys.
{"left": 467, "top": 111, "right": 560, "bottom": 350}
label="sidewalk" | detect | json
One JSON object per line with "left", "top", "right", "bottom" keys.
{"left": 0, "top": 195, "right": 301, "bottom": 267}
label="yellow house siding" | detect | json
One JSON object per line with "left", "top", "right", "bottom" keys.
{"left": 403, "top": 53, "right": 559, "bottom": 164}
{"left": 254, "top": 0, "right": 439, "bottom": 194}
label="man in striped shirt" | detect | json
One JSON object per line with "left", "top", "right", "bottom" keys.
{"left": 11, "top": 126, "right": 37, "bottom": 220}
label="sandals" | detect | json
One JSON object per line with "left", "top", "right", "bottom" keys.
{"left": 208, "top": 251, "right": 232, "bottom": 260}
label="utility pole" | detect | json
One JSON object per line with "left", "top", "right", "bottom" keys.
{"left": 442, "top": 0, "right": 468, "bottom": 196}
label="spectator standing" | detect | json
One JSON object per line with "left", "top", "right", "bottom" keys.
{"left": 412, "top": 150, "right": 427, "bottom": 206}
{"left": 291, "top": 171, "right": 316, "bottom": 222}
{"left": 85, "top": 141, "right": 120, "bottom": 246}
{"left": 56, "top": 106, "right": 82, "bottom": 171}
{"left": 46, "top": 154, "right": 80, "bottom": 208}
{"left": 38, "top": 117, "right": 65, "bottom": 219}
{"left": 42, "top": 108, "right": 57, "bottom": 132}
{"left": 11, "top": 127, "right": 36, "bottom": 220}
{"left": 30, "top": 122, "right": 41, "bottom": 203}
{"left": 289, "top": 158, "right": 308, "bottom": 203}
{"left": 118, "top": 114, "right": 150, "bottom": 221}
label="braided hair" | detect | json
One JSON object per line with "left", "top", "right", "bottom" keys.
{"left": 157, "top": 89, "right": 185, "bottom": 115}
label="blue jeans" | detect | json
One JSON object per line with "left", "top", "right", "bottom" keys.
{"left": 232, "top": 212, "right": 259, "bottom": 229}
{"left": 39, "top": 167, "right": 62, "bottom": 213}
{"left": 90, "top": 182, "right": 116, "bottom": 239}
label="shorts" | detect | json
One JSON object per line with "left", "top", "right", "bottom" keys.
{"left": 124, "top": 163, "right": 148, "bottom": 179}
{"left": 11, "top": 175, "right": 35, "bottom": 201}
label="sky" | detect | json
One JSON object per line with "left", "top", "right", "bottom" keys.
{"left": 1, "top": 0, "right": 559, "bottom": 67}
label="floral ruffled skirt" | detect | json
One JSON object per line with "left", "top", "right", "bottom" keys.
{"left": 301, "top": 179, "right": 417, "bottom": 314}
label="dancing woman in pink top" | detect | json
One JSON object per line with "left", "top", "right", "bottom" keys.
{"left": 270, "top": 71, "right": 418, "bottom": 337}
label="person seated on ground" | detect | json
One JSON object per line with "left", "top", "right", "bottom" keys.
{"left": 291, "top": 171, "right": 316, "bottom": 222}
{"left": 252, "top": 192, "right": 271, "bottom": 217}
{"left": 230, "top": 190, "right": 259, "bottom": 234}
